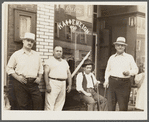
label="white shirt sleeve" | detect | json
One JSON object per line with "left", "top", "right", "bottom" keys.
{"left": 104, "top": 56, "right": 112, "bottom": 83}
{"left": 129, "top": 55, "right": 139, "bottom": 76}
{"left": 91, "top": 73, "right": 98, "bottom": 85}
{"left": 44, "top": 58, "right": 50, "bottom": 66}
{"left": 76, "top": 72, "right": 84, "bottom": 92}
{"left": 6, "top": 53, "right": 17, "bottom": 75}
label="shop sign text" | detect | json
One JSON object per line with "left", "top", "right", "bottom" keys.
{"left": 57, "top": 19, "right": 89, "bottom": 34}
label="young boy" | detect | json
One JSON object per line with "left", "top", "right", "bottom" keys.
{"left": 76, "top": 59, "right": 107, "bottom": 111}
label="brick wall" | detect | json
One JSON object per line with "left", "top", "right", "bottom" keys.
{"left": 7, "top": 4, "right": 37, "bottom": 62}
{"left": 7, "top": 4, "right": 37, "bottom": 86}
{"left": 7, "top": 4, "right": 55, "bottom": 93}
{"left": 7, "top": 4, "right": 38, "bottom": 109}
{"left": 36, "top": 4, "right": 54, "bottom": 62}
{"left": 36, "top": 4, "right": 54, "bottom": 92}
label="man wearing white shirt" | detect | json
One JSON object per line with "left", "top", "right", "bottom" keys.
{"left": 76, "top": 59, "right": 107, "bottom": 111}
{"left": 6, "top": 32, "right": 43, "bottom": 110}
{"left": 104, "top": 37, "right": 138, "bottom": 111}
{"left": 44, "top": 46, "right": 72, "bottom": 111}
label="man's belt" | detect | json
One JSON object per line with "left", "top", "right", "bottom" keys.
{"left": 26, "top": 78, "right": 36, "bottom": 81}
{"left": 110, "top": 76, "right": 130, "bottom": 81}
{"left": 49, "top": 77, "right": 66, "bottom": 81}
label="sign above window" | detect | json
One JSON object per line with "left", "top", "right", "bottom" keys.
{"left": 57, "top": 19, "right": 89, "bottom": 34}
{"left": 65, "top": 5, "right": 84, "bottom": 17}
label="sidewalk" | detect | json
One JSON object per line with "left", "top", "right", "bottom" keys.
{"left": 63, "top": 88, "right": 139, "bottom": 111}
{"left": 63, "top": 103, "right": 137, "bottom": 111}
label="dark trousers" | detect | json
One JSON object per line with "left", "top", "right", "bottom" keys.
{"left": 8, "top": 79, "right": 20, "bottom": 110}
{"left": 13, "top": 77, "right": 43, "bottom": 110}
{"left": 107, "top": 76, "right": 131, "bottom": 111}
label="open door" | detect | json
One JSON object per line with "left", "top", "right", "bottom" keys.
{"left": 96, "top": 29, "right": 110, "bottom": 82}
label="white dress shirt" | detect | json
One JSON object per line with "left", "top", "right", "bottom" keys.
{"left": 76, "top": 72, "right": 98, "bottom": 92}
{"left": 104, "top": 52, "right": 138, "bottom": 83}
{"left": 6, "top": 48, "right": 43, "bottom": 78}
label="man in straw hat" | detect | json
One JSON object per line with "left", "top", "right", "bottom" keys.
{"left": 76, "top": 59, "right": 108, "bottom": 111}
{"left": 104, "top": 37, "right": 138, "bottom": 111}
{"left": 6, "top": 32, "right": 43, "bottom": 110}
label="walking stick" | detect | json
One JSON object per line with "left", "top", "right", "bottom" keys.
{"left": 97, "top": 84, "right": 107, "bottom": 111}
{"left": 102, "top": 86, "right": 107, "bottom": 111}
{"left": 96, "top": 83, "right": 101, "bottom": 111}
{"left": 103, "top": 86, "right": 107, "bottom": 99}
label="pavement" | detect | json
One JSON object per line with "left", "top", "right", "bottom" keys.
{"left": 62, "top": 88, "right": 140, "bottom": 111}
{"left": 63, "top": 103, "right": 137, "bottom": 111}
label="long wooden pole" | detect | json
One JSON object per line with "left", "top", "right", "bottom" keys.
{"left": 71, "top": 50, "right": 91, "bottom": 78}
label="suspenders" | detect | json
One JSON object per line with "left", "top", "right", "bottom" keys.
{"left": 91, "top": 75, "right": 95, "bottom": 87}
{"left": 82, "top": 72, "right": 95, "bottom": 88}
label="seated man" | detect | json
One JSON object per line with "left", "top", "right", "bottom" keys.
{"left": 76, "top": 59, "right": 108, "bottom": 111}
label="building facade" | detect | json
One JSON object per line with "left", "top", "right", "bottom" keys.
{"left": 2, "top": 3, "right": 146, "bottom": 110}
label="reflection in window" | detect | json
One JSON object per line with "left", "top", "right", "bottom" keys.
{"left": 77, "top": 33, "right": 86, "bottom": 44}
{"left": 55, "top": 4, "right": 60, "bottom": 11}
{"left": 20, "top": 15, "right": 31, "bottom": 38}
{"left": 65, "top": 26, "right": 71, "bottom": 40}
{"left": 55, "top": 23, "right": 59, "bottom": 38}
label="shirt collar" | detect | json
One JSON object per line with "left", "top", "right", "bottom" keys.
{"left": 20, "top": 48, "right": 33, "bottom": 55}
{"left": 114, "top": 52, "right": 126, "bottom": 57}
{"left": 84, "top": 72, "right": 92, "bottom": 76}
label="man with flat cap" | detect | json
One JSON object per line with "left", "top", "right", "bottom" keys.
{"left": 76, "top": 59, "right": 108, "bottom": 111}
{"left": 104, "top": 37, "right": 138, "bottom": 111}
{"left": 6, "top": 32, "right": 43, "bottom": 110}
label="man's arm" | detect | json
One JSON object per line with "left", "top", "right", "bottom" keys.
{"left": 6, "top": 53, "right": 16, "bottom": 75}
{"left": 34, "top": 74, "right": 43, "bottom": 84}
{"left": 129, "top": 56, "right": 139, "bottom": 76}
{"left": 103, "top": 56, "right": 112, "bottom": 88}
{"left": 34, "top": 55, "right": 43, "bottom": 84}
{"left": 11, "top": 73, "right": 27, "bottom": 84}
{"left": 6, "top": 53, "right": 27, "bottom": 84}
{"left": 123, "top": 55, "right": 139, "bottom": 77}
{"left": 44, "top": 65, "right": 51, "bottom": 93}
{"left": 66, "top": 69, "right": 72, "bottom": 93}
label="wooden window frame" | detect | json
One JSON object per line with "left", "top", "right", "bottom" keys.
{"left": 65, "top": 26, "right": 72, "bottom": 41}
{"left": 55, "top": 22, "right": 59, "bottom": 38}
{"left": 14, "top": 9, "right": 36, "bottom": 42}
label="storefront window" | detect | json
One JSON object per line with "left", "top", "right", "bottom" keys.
{"left": 65, "top": 26, "right": 71, "bottom": 40}
{"left": 20, "top": 16, "right": 31, "bottom": 38}
{"left": 54, "top": 4, "right": 93, "bottom": 86}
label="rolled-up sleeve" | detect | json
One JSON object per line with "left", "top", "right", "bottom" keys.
{"left": 104, "top": 56, "right": 112, "bottom": 83}
{"left": 76, "top": 73, "right": 84, "bottom": 92}
{"left": 6, "top": 54, "right": 16, "bottom": 75}
{"left": 91, "top": 74, "right": 98, "bottom": 85}
{"left": 129, "top": 55, "right": 139, "bottom": 76}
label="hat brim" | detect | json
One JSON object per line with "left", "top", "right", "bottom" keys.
{"left": 82, "top": 63, "right": 94, "bottom": 67}
{"left": 21, "top": 38, "right": 35, "bottom": 41}
{"left": 113, "top": 42, "right": 127, "bottom": 46}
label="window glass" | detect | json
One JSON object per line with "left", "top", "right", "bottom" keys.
{"left": 20, "top": 15, "right": 31, "bottom": 38}
{"left": 54, "top": 4, "right": 93, "bottom": 85}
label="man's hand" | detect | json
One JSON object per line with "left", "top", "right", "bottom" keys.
{"left": 34, "top": 77, "right": 41, "bottom": 84}
{"left": 103, "top": 82, "right": 109, "bottom": 88}
{"left": 46, "top": 84, "right": 51, "bottom": 93}
{"left": 66, "top": 85, "right": 71, "bottom": 93}
{"left": 85, "top": 92, "right": 92, "bottom": 97}
{"left": 17, "top": 75, "right": 27, "bottom": 84}
{"left": 123, "top": 71, "right": 130, "bottom": 76}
